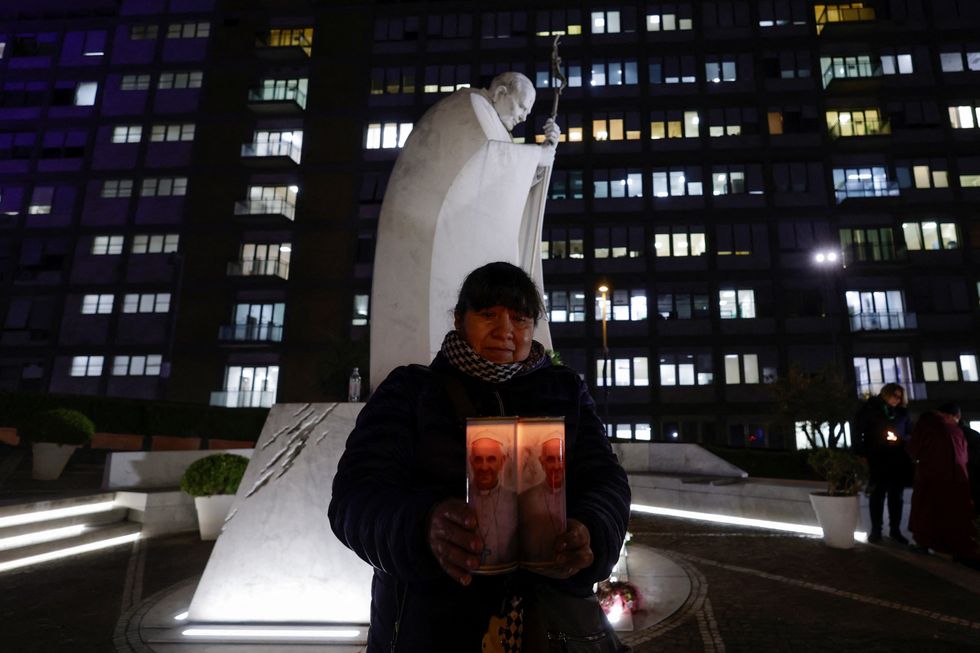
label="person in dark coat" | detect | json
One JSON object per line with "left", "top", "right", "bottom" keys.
{"left": 853, "top": 383, "right": 911, "bottom": 543}
{"left": 908, "top": 403, "right": 979, "bottom": 565}
{"left": 328, "top": 262, "right": 631, "bottom": 652}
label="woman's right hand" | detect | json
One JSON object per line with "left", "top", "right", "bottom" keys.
{"left": 426, "top": 498, "right": 483, "bottom": 586}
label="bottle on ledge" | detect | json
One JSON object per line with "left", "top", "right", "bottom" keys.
{"left": 348, "top": 367, "right": 361, "bottom": 403}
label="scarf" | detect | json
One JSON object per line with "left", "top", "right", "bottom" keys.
{"left": 441, "top": 330, "right": 545, "bottom": 384}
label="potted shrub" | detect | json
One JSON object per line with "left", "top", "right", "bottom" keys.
{"left": 18, "top": 408, "right": 95, "bottom": 480}
{"left": 180, "top": 453, "right": 250, "bottom": 540}
{"left": 807, "top": 448, "right": 869, "bottom": 549}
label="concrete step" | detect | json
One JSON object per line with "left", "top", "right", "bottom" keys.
{"left": 0, "top": 521, "right": 141, "bottom": 572}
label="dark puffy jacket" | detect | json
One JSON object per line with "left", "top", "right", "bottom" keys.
{"left": 328, "top": 352, "right": 631, "bottom": 652}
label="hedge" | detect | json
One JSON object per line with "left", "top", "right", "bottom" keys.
{"left": 705, "top": 445, "right": 817, "bottom": 481}
{"left": 0, "top": 392, "right": 266, "bottom": 441}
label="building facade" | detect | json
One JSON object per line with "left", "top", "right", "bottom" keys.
{"left": 2, "top": 0, "right": 979, "bottom": 448}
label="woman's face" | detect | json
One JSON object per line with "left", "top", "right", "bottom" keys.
{"left": 456, "top": 305, "right": 534, "bottom": 364}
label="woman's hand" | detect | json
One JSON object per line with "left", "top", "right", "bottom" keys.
{"left": 426, "top": 498, "right": 483, "bottom": 586}
{"left": 535, "top": 519, "right": 594, "bottom": 579}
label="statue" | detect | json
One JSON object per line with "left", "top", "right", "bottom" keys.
{"left": 369, "top": 71, "right": 561, "bottom": 385}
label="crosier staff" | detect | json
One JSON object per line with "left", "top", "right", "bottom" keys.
{"left": 550, "top": 35, "right": 568, "bottom": 123}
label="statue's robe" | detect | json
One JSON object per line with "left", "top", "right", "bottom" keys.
{"left": 370, "top": 88, "right": 553, "bottom": 385}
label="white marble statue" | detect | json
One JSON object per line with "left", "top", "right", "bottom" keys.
{"left": 370, "top": 72, "right": 560, "bottom": 386}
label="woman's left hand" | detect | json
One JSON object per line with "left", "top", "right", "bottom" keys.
{"left": 536, "top": 518, "right": 594, "bottom": 579}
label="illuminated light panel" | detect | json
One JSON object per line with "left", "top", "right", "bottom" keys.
{"left": 0, "top": 532, "right": 139, "bottom": 573}
{"left": 182, "top": 627, "right": 361, "bottom": 640}
{"left": 631, "top": 503, "right": 868, "bottom": 541}
{"left": 0, "top": 501, "right": 117, "bottom": 528}
{"left": 0, "top": 524, "right": 85, "bottom": 552}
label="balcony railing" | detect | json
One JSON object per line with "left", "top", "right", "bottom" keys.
{"left": 821, "top": 63, "right": 882, "bottom": 89}
{"left": 247, "top": 86, "right": 308, "bottom": 110}
{"left": 828, "top": 118, "right": 891, "bottom": 140}
{"left": 209, "top": 390, "right": 276, "bottom": 408}
{"left": 218, "top": 323, "right": 283, "bottom": 342}
{"left": 226, "top": 259, "right": 290, "bottom": 279}
{"left": 856, "top": 382, "right": 926, "bottom": 401}
{"left": 241, "top": 141, "right": 302, "bottom": 164}
{"left": 233, "top": 199, "right": 296, "bottom": 221}
{"left": 834, "top": 181, "right": 900, "bottom": 203}
{"left": 848, "top": 312, "right": 917, "bottom": 331}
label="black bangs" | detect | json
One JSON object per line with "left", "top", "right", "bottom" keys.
{"left": 454, "top": 262, "right": 544, "bottom": 322}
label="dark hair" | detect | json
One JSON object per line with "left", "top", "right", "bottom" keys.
{"left": 454, "top": 262, "right": 544, "bottom": 323}
{"left": 937, "top": 402, "right": 961, "bottom": 417}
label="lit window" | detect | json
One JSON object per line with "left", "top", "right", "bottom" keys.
{"left": 149, "top": 123, "right": 195, "bottom": 142}
{"left": 825, "top": 109, "right": 888, "bottom": 138}
{"left": 853, "top": 356, "right": 915, "bottom": 399}
{"left": 646, "top": 10, "right": 693, "bottom": 31}
{"left": 542, "top": 227, "right": 585, "bottom": 259}
{"left": 166, "top": 21, "right": 210, "bottom": 39}
{"left": 831, "top": 167, "right": 899, "bottom": 202}
{"left": 880, "top": 52, "right": 914, "bottom": 75}
{"left": 724, "top": 353, "right": 761, "bottom": 384}
{"left": 92, "top": 235, "right": 124, "bottom": 255}
{"left": 111, "top": 125, "right": 142, "bottom": 144}
{"left": 949, "top": 104, "right": 980, "bottom": 129}
{"left": 592, "top": 113, "right": 640, "bottom": 141}
{"left": 657, "top": 293, "right": 710, "bottom": 320}
{"left": 157, "top": 71, "right": 203, "bottom": 90}
{"left": 922, "top": 355, "right": 978, "bottom": 382}
{"left": 74, "top": 82, "right": 98, "bottom": 106}
{"left": 719, "top": 289, "right": 756, "bottom": 319}
{"left": 132, "top": 234, "right": 179, "bottom": 254}
{"left": 122, "top": 293, "right": 171, "bottom": 313}
{"left": 593, "top": 169, "right": 643, "bottom": 198}
{"left": 112, "top": 354, "right": 163, "bottom": 376}
{"left": 654, "top": 229, "right": 707, "bottom": 257}
{"left": 70, "top": 355, "right": 104, "bottom": 377}
{"left": 140, "top": 177, "right": 188, "bottom": 197}
{"left": 705, "top": 58, "right": 737, "bottom": 83}
{"left": 901, "top": 221, "right": 958, "bottom": 251}
{"left": 659, "top": 353, "right": 713, "bottom": 386}
{"left": 589, "top": 59, "right": 638, "bottom": 86}
{"left": 353, "top": 294, "right": 370, "bottom": 326}
{"left": 101, "top": 180, "right": 133, "bottom": 199}
{"left": 814, "top": 3, "right": 876, "bottom": 34}
{"left": 595, "top": 289, "right": 647, "bottom": 322}
{"left": 591, "top": 10, "right": 620, "bottom": 34}
{"left": 365, "top": 122, "right": 414, "bottom": 149}
{"left": 652, "top": 168, "right": 703, "bottom": 197}
{"left": 596, "top": 356, "right": 649, "bottom": 387}
{"left": 544, "top": 290, "right": 586, "bottom": 323}
{"left": 266, "top": 28, "right": 313, "bottom": 56}
{"left": 81, "top": 294, "right": 114, "bottom": 315}
{"left": 120, "top": 74, "right": 151, "bottom": 91}
{"left": 650, "top": 110, "right": 699, "bottom": 139}
{"left": 129, "top": 25, "right": 159, "bottom": 40}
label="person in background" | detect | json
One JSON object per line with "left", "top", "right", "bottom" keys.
{"left": 908, "top": 403, "right": 979, "bottom": 568}
{"left": 853, "top": 383, "right": 911, "bottom": 544}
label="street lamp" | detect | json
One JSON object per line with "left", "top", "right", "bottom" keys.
{"left": 813, "top": 247, "right": 842, "bottom": 369}
{"left": 598, "top": 284, "right": 610, "bottom": 430}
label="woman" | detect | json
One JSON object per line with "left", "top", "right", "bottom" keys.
{"left": 329, "top": 262, "right": 631, "bottom": 651}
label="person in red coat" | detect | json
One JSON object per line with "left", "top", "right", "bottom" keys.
{"left": 908, "top": 403, "right": 979, "bottom": 566}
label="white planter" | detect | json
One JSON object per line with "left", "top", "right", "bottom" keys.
{"left": 31, "top": 443, "right": 77, "bottom": 480}
{"left": 194, "top": 494, "right": 237, "bottom": 541}
{"left": 809, "top": 492, "right": 860, "bottom": 549}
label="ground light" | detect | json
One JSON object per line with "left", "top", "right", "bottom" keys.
{"left": 0, "top": 500, "right": 116, "bottom": 528}
{"left": 631, "top": 503, "right": 868, "bottom": 542}
{"left": 0, "top": 532, "right": 140, "bottom": 573}
{"left": 0, "top": 524, "right": 86, "bottom": 552}
{"left": 181, "top": 626, "right": 362, "bottom": 641}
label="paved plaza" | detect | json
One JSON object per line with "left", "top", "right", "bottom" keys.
{"left": 3, "top": 506, "right": 979, "bottom": 652}
{"left": 2, "top": 449, "right": 979, "bottom": 652}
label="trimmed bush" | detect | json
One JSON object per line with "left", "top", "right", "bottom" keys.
{"left": 180, "top": 453, "right": 250, "bottom": 497}
{"left": 807, "top": 448, "right": 868, "bottom": 496}
{"left": 18, "top": 408, "right": 95, "bottom": 446}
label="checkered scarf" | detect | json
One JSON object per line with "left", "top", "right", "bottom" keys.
{"left": 441, "top": 330, "right": 546, "bottom": 384}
